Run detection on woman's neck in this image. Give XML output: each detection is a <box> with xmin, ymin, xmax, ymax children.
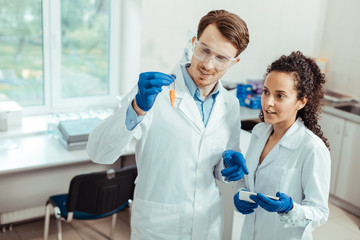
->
<box><xmin>271</xmin><ymin>119</ymin><xmax>296</xmax><ymax>140</ymax></box>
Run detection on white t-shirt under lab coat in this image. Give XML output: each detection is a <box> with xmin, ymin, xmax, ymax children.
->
<box><xmin>237</xmin><ymin>118</ymin><xmax>331</xmax><ymax>240</ymax></box>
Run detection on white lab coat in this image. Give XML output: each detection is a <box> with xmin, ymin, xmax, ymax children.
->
<box><xmin>86</xmin><ymin>63</ymin><xmax>241</xmax><ymax>240</ymax></box>
<box><xmin>237</xmin><ymin>119</ymin><xmax>330</xmax><ymax>240</ymax></box>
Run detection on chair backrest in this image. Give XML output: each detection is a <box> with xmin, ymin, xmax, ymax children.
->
<box><xmin>66</xmin><ymin>165</ymin><xmax>137</xmax><ymax>214</ymax></box>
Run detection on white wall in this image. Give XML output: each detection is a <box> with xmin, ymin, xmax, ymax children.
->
<box><xmin>119</xmin><ymin>0</ymin><xmax>142</xmax><ymax>94</ymax></box>
<box><xmin>139</xmin><ymin>0</ymin><xmax>327</xmax><ymax>84</ymax></box>
<box><xmin>320</xmin><ymin>0</ymin><xmax>360</xmax><ymax>99</ymax></box>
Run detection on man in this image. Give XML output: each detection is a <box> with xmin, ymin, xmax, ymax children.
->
<box><xmin>87</xmin><ymin>9</ymin><xmax>249</xmax><ymax>240</ymax></box>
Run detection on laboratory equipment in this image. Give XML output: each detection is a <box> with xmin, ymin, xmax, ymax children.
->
<box><xmin>244</xmin><ymin>95</ymin><xmax>261</xmax><ymax>109</ymax></box>
<box><xmin>236</xmin><ymin>84</ymin><xmax>252</xmax><ymax>106</ymax></box>
<box><xmin>170</xmin><ymin>74</ymin><xmax>176</xmax><ymax>108</ymax></box>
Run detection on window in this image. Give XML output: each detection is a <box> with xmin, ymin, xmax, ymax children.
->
<box><xmin>0</xmin><ymin>0</ymin><xmax>43</xmax><ymax>106</ymax></box>
<box><xmin>60</xmin><ymin>0</ymin><xmax>110</xmax><ymax>98</ymax></box>
<box><xmin>0</xmin><ymin>0</ymin><xmax>120</xmax><ymax>114</ymax></box>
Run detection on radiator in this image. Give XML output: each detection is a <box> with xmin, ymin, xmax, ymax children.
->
<box><xmin>0</xmin><ymin>205</ymin><xmax>49</xmax><ymax>225</ymax></box>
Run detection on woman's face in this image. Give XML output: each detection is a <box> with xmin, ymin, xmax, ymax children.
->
<box><xmin>261</xmin><ymin>71</ymin><xmax>306</xmax><ymax>129</ymax></box>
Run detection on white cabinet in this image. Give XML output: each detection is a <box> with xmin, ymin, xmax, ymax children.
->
<box><xmin>334</xmin><ymin>120</ymin><xmax>360</xmax><ymax>208</ymax></box>
<box><xmin>319</xmin><ymin>113</ymin><xmax>345</xmax><ymax>194</ymax></box>
<box><xmin>320</xmin><ymin>112</ymin><xmax>360</xmax><ymax>208</ymax></box>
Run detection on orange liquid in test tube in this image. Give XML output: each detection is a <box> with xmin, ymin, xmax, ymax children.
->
<box><xmin>170</xmin><ymin>89</ymin><xmax>175</xmax><ymax>107</ymax></box>
<box><xmin>170</xmin><ymin>74</ymin><xmax>175</xmax><ymax>108</ymax></box>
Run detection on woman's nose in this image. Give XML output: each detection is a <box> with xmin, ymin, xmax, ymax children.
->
<box><xmin>262</xmin><ymin>96</ymin><xmax>274</xmax><ymax>107</ymax></box>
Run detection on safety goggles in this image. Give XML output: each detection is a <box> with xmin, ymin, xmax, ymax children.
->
<box><xmin>192</xmin><ymin>40</ymin><xmax>237</xmax><ymax>70</ymax></box>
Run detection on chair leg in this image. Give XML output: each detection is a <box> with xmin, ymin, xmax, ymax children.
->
<box><xmin>44</xmin><ymin>202</ymin><xmax>51</xmax><ymax>240</ymax></box>
<box><xmin>53</xmin><ymin>206</ymin><xmax>62</xmax><ymax>240</ymax></box>
<box><xmin>109</xmin><ymin>213</ymin><xmax>117</xmax><ymax>240</ymax></box>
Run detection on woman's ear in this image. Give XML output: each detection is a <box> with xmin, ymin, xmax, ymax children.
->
<box><xmin>298</xmin><ymin>97</ymin><xmax>308</xmax><ymax>110</ymax></box>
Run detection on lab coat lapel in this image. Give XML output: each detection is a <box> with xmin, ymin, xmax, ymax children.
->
<box><xmin>255</xmin><ymin>124</ymin><xmax>277</xmax><ymax>169</ymax></box>
<box><xmin>205</xmin><ymin>87</ymin><xmax>227</xmax><ymax>131</ymax></box>
<box><xmin>247</xmin><ymin>124</ymin><xmax>273</xmax><ymax>191</ymax></box>
<box><xmin>259</xmin><ymin>145</ymin><xmax>279</xmax><ymax>168</ymax></box>
<box><xmin>260</xmin><ymin>119</ymin><xmax>303</xmax><ymax>168</ymax></box>
<box><xmin>173</xmin><ymin>64</ymin><xmax>205</xmax><ymax>133</ymax></box>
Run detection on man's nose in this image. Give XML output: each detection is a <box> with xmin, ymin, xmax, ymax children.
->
<box><xmin>202</xmin><ymin>56</ymin><xmax>216</xmax><ymax>69</ymax></box>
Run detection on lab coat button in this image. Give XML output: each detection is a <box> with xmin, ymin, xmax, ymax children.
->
<box><xmin>131</xmin><ymin>120</ymin><xmax>135</xmax><ymax>124</ymax></box>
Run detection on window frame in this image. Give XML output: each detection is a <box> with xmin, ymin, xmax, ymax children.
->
<box><xmin>22</xmin><ymin>0</ymin><xmax>121</xmax><ymax>115</ymax></box>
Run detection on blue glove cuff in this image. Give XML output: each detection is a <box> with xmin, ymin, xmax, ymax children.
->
<box><xmin>135</xmin><ymin>93</ymin><xmax>150</xmax><ymax>112</ymax></box>
<box><xmin>278</xmin><ymin>197</ymin><xmax>293</xmax><ymax>214</ymax></box>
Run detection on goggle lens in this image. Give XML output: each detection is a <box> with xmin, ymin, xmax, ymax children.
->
<box><xmin>192</xmin><ymin>41</ymin><xmax>236</xmax><ymax>70</ymax></box>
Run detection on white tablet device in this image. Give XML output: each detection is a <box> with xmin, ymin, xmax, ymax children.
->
<box><xmin>239</xmin><ymin>191</ymin><xmax>279</xmax><ymax>203</ymax></box>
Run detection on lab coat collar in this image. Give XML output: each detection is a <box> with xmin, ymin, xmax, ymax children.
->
<box><xmin>252</xmin><ymin>118</ymin><xmax>304</xmax><ymax>150</ymax></box>
<box><xmin>279</xmin><ymin>118</ymin><xmax>305</xmax><ymax>150</ymax></box>
<box><xmin>171</xmin><ymin>63</ymin><xmax>231</xmax><ymax>133</ymax></box>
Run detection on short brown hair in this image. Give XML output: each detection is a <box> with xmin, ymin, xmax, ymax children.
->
<box><xmin>197</xmin><ymin>9</ymin><xmax>250</xmax><ymax>57</ymax></box>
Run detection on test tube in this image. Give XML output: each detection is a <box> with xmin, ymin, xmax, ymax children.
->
<box><xmin>170</xmin><ymin>75</ymin><xmax>175</xmax><ymax>108</ymax></box>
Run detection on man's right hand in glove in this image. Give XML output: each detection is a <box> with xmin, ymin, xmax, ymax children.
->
<box><xmin>134</xmin><ymin>72</ymin><xmax>175</xmax><ymax>114</ymax></box>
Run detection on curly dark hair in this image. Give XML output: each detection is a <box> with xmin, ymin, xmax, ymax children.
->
<box><xmin>259</xmin><ymin>51</ymin><xmax>330</xmax><ymax>149</ymax></box>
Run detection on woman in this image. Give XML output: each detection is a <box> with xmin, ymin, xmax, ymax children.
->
<box><xmin>222</xmin><ymin>51</ymin><xmax>331</xmax><ymax>239</ymax></box>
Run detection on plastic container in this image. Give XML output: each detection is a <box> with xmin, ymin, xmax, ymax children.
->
<box><xmin>236</xmin><ymin>84</ymin><xmax>253</xmax><ymax>106</ymax></box>
<box><xmin>247</xmin><ymin>79</ymin><xmax>264</xmax><ymax>95</ymax></box>
<box><xmin>244</xmin><ymin>95</ymin><xmax>262</xmax><ymax>109</ymax></box>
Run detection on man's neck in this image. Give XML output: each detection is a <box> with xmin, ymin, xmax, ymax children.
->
<box><xmin>198</xmin><ymin>83</ymin><xmax>217</xmax><ymax>98</ymax></box>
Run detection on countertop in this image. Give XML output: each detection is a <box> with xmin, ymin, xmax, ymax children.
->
<box><xmin>0</xmin><ymin>104</ymin><xmax>259</xmax><ymax>175</ymax></box>
<box><xmin>3</xmin><ymin>103</ymin><xmax>354</xmax><ymax>176</ymax></box>
<box><xmin>322</xmin><ymin>100</ymin><xmax>360</xmax><ymax>123</ymax></box>
<box><xmin>0</xmin><ymin>134</ymin><xmax>136</xmax><ymax>175</ymax></box>
<box><xmin>0</xmin><ymin>130</ymin><xmax>252</xmax><ymax>176</ymax></box>
<box><xmin>240</xmin><ymin>106</ymin><xmax>261</xmax><ymax>121</ymax></box>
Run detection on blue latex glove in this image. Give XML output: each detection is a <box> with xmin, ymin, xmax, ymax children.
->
<box><xmin>234</xmin><ymin>191</ymin><xmax>258</xmax><ymax>215</ymax></box>
<box><xmin>250</xmin><ymin>192</ymin><xmax>293</xmax><ymax>214</ymax></box>
<box><xmin>221</xmin><ymin>150</ymin><xmax>249</xmax><ymax>181</ymax></box>
<box><xmin>135</xmin><ymin>72</ymin><xmax>175</xmax><ymax>111</ymax></box>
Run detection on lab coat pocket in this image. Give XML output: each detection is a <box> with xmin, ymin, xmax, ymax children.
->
<box><xmin>259</xmin><ymin>166</ymin><xmax>283</xmax><ymax>195</ymax></box>
<box><xmin>279</xmin><ymin>168</ymin><xmax>301</xmax><ymax>197</ymax></box>
<box><xmin>131</xmin><ymin>198</ymin><xmax>182</xmax><ymax>239</ymax></box>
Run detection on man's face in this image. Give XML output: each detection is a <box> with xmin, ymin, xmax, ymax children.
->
<box><xmin>187</xmin><ymin>24</ymin><xmax>239</xmax><ymax>94</ymax></box>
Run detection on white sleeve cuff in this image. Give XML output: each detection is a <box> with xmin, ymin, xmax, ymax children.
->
<box><xmin>278</xmin><ymin>202</ymin><xmax>311</xmax><ymax>228</ymax></box>
<box><xmin>125</xmin><ymin>102</ymin><xmax>145</xmax><ymax>130</ymax></box>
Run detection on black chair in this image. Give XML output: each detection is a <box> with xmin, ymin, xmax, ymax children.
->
<box><xmin>44</xmin><ymin>165</ymin><xmax>137</xmax><ymax>240</ymax></box>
